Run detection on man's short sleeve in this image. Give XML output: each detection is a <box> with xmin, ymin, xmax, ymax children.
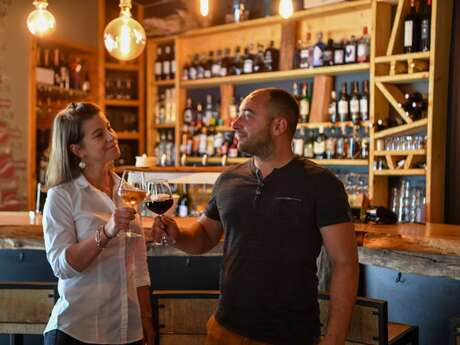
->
<box><xmin>204</xmin><ymin>175</ymin><xmax>222</xmax><ymax>221</ymax></box>
<box><xmin>315</xmin><ymin>171</ymin><xmax>352</xmax><ymax>229</ymax></box>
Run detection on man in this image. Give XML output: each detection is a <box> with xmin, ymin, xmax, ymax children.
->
<box><xmin>152</xmin><ymin>88</ymin><xmax>359</xmax><ymax>345</ymax></box>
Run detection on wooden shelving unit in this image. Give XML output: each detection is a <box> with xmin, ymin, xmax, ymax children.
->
<box><xmin>28</xmin><ymin>37</ymin><xmax>98</xmax><ymax>209</ymax></box>
<box><xmin>98</xmin><ymin>0</ymin><xmax>145</xmax><ymax>166</ymax></box>
<box><xmin>143</xmin><ymin>0</ymin><xmax>452</xmax><ymax>223</ymax></box>
<box><xmin>182</xmin><ymin>157</ymin><xmax>368</xmax><ymax>167</ymax></box>
<box><xmin>369</xmin><ymin>0</ymin><xmax>453</xmax><ymax>222</ymax></box>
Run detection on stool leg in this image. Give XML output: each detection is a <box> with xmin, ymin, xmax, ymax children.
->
<box><xmin>9</xmin><ymin>334</ymin><xmax>23</xmax><ymax>345</ymax></box>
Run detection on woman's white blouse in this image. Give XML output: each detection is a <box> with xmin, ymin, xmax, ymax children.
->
<box><xmin>43</xmin><ymin>173</ymin><xmax>151</xmax><ymax>344</ymax></box>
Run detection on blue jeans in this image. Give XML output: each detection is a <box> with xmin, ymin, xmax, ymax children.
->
<box><xmin>44</xmin><ymin>329</ymin><xmax>143</xmax><ymax>345</ymax></box>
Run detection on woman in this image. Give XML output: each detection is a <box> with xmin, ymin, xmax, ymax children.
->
<box><xmin>42</xmin><ymin>102</ymin><xmax>155</xmax><ymax>345</ymax></box>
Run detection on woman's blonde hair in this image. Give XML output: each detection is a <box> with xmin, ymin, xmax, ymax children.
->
<box><xmin>46</xmin><ymin>102</ymin><xmax>102</xmax><ymax>188</ymax></box>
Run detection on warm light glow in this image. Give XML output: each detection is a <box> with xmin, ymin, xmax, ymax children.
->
<box><xmin>27</xmin><ymin>0</ymin><xmax>56</xmax><ymax>37</ymax></box>
<box><xmin>103</xmin><ymin>0</ymin><xmax>146</xmax><ymax>61</ymax></box>
<box><xmin>200</xmin><ymin>0</ymin><xmax>209</xmax><ymax>17</ymax></box>
<box><xmin>279</xmin><ymin>0</ymin><xmax>294</xmax><ymax>19</ymax></box>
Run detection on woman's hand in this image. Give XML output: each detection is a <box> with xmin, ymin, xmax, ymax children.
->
<box><xmin>105</xmin><ymin>207</ymin><xmax>136</xmax><ymax>238</ymax></box>
<box><xmin>142</xmin><ymin>316</ymin><xmax>156</xmax><ymax>345</ymax></box>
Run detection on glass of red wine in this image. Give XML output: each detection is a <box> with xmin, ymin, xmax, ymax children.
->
<box><xmin>145</xmin><ymin>179</ymin><xmax>175</xmax><ymax>246</ymax></box>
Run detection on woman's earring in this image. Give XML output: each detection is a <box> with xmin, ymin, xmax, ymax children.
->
<box><xmin>78</xmin><ymin>160</ymin><xmax>86</xmax><ymax>170</ymax></box>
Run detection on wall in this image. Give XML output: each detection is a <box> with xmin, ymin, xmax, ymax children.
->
<box><xmin>0</xmin><ymin>0</ymin><xmax>98</xmax><ymax>211</ymax></box>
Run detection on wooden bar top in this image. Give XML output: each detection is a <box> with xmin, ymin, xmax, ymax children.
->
<box><xmin>1</xmin><ymin>212</ymin><xmax>460</xmax><ymax>256</ymax></box>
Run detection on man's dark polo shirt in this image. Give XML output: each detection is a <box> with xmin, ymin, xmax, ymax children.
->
<box><xmin>204</xmin><ymin>156</ymin><xmax>352</xmax><ymax>345</ymax></box>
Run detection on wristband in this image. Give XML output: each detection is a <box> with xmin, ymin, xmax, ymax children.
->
<box><xmin>95</xmin><ymin>224</ymin><xmax>107</xmax><ymax>249</ymax></box>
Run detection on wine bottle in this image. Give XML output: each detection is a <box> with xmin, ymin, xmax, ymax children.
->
<box><xmin>420</xmin><ymin>0</ymin><xmax>431</xmax><ymax>52</ymax></box>
<box><xmin>404</xmin><ymin>0</ymin><xmax>420</xmax><ymax>53</ymax></box>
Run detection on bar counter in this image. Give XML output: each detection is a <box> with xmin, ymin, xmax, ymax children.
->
<box><xmin>1</xmin><ymin>212</ymin><xmax>459</xmax><ymax>279</ymax></box>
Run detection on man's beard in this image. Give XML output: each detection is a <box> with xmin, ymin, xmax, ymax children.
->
<box><xmin>238</xmin><ymin>124</ymin><xmax>274</xmax><ymax>159</ymax></box>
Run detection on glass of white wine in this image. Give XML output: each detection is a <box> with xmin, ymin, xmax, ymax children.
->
<box><xmin>117</xmin><ymin>170</ymin><xmax>146</xmax><ymax>238</ymax></box>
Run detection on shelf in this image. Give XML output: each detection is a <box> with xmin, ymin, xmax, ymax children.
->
<box><xmin>105</xmin><ymin>62</ymin><xmax>139</xmax><ymax>71</ymax></box>
<box><xmin>311</xmin><ymin>159</ymin><xmax>368</xmax><ymax>166</ymax></box>
<box><xmin>375</xmin><ymin>51</ymin><xmax>430</xmax><ymax>63</ymax></box>
<box><xmin>117</xmin><ymin>132</ymin><xmax>140</xmax><ymax>140</ymax></box>
<box><xmin>298</xmin><ymin>121</ymin><xmax>371</xmax><ymax>129</ymax></box>
<box><xmin>182</xmin><ymin>0</ymin><xmax>371</xmax><ymax>37</ymax></box>
<box><xmin>37</xmin><ymin>83</ymin><xmax>90</xmax><ymax>99</ymax></box>
<box><xmin>114</xmin><ymin>165</ymin><xmax>224</xmax><ymax>173</ymax></box>
<box><xmin>374</xmin><ymin>119</ymin><xmax>428</xmax><ymax>139</ymax></box>
<box><xmin>373</xmin><ymin>169</ymin><xmax>426</xmax><ymax>176</ymax></box>
<box><xmin>374</xmin><ymin>150</ymin><xmax>426</xmax><ymax>156</ymax></box>
<box><xmin>185</xmin><ymin>157</ymin><xmax>249</xmax><ymax>165</ymax></box>
<box><xmin>180</xmin><ymin>63</ymin><xmax>370</xmax><ymax>89</ymax></box>
<box><xmin>374</xmin><ymin>72</ymin><xmax>429</xmax><ymax>84</ymax></box>
<box><xmin>153</xmin><ymin>123</ymin><xmax>176</xmax><ymax>129</ymax></box>
<box><xmin>105</xmin><ymin>99</ymin><xmax>140</xmax><ymax>107</ymax></box>
<box><xmin>215</xmin><ymin>125</ymin><xmax>234</xmax><ymax>132</ymax></box>
<box><xmin>153</xmin><ymin>80</ymin><xmax>175</xmax><ymax>87</ymax></box>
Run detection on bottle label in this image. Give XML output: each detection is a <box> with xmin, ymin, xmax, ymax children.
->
<box><xmin>345</xmin><ymin>45</ymin><xmax>356</xmax><ymax>63</ymax></box>
<box><xmin>304</xmin><ymin>143</ymin><xmax>314</xmax><ymax>158</ymax></box>
<box><xmin>404</xmin><ymin>21</ymin><xmax>413</xmax><ymax>47</ymax></box>
<box><xmin>313</xmin><ymin>141</ymin><xmax>326</xmax><ymax>155</ymax></box>
<box><xmin>212</xmin><ymin>64</ymin><xmax>220</xmax><ymax>76</ymax></box>
<box><xmin>360</xmin><ymin>99</ymin><xmax>368</xmax><ymax>120</ymax></box>
<box><xmin>334</xmin><ymin>50</ymin><xmax>344</xmax><ymax>64</ymax></box>
<box><xmin>329</xmin><ymin>103</ymin><xmax>337</xmax><ymax>122</ymax></box>
<box><xmin>220</xmin><ymin>67</ymin><xmax>227</xmax><ymax>77</ymax></box>
<box><xmin>293</xmin><ymin>139</ymin><xmax>304</xmax><ymax>156</ymax></box>
<box><xmin>421</xmin><ymin>20</ymin><xmax>429</xmax><ymax>40</ymax></box>
<box><xmin>313</xmin><ymin>46</ymin><xmax>323</xmax><ymax>66</ymax></box>
<box><xmin>163</xmin><ymin>61</ymin><xmax>170</xmax><ymax>75</ymax></box>
<box><xmin>357</xmin><ymin>43</ymin><xmax>368</xmax><ymax>62</ymax></box>
<box><xmin>300</xmin><ymin>100</ymin><xmax>310</xmax><ymax>119</ymax></box>
<box><xmin>326</xmin><ymin>138</ymin><xmax>336</xmax><ymax>154</ymax></box>
<box><xmin>171</xmin><ymin>60</ymin><xmax>176</xmax><ymax>74</ymax></box>
<box><xmin>350</xmin><ymin>99</ymin><xmax>360</xmax><ymax>114</ymax></box>
<box><xmin>178</xmin><ymin>205</ymin><xmax>188</xmax><ymax>217</ymax></box>
<box><xmin>243</xmin><ymin>60</ymin><xmax>253</xmax><ymax>74</ymax></box>
<box><xmin>338</xmin><ymin>100</ymin><xmax>349</xmax><ymax>116</ymax></box>
<box><xmin>189</xmin><ymin>67</ymin><xmax>197</xmax><ymax>80</ymax></box>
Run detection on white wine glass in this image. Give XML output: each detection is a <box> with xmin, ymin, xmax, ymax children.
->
<box><xmin>117</xmin><ymin>170</ymin><xmax>147</xmax><ymax>238</ymax></box>
<box><xmin>145</xmin><ymin>179</ymin><xmax>175</xmax><ymax>246</ymax></box>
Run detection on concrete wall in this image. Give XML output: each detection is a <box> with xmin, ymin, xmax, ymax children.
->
<box><xmin>0</xmin><ymin>0</ymin><xmax>97</xmax><ymax>211</ymax></box>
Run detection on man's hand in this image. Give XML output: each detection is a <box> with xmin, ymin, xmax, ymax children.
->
<box><xmin>151</xmin><ymin>215</ymin><xmax>179</xmax><ymax>244</ymax></box>
<box><xmin>141</xmin><ymin>316</ymin><xmax>156</xmax><ymax>345</ymax></box>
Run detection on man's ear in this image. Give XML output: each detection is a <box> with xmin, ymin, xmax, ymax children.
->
<box><xmin>272</xmin><ymin>117</ymin><xmax>288</xmax><ymax>136</ymax></box>
<box><xmin>69</xmin><ymin>144</ymin><xmax>83</xmax><ymax>159</ymax></box>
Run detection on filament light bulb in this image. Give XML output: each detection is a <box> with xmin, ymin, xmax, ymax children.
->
<box><xmin>27</xmin><ymin>0</ymin><xmax>56</xmax><ymax>37</ymax></box>
<box><xmin>279</xmin><ymin>0</ymin><xmax>294</xmax><ymax>19</ymax></box>
<box><xmin>104</xmin><ymin>0</ymin><xmax>146</xmax><ymax>61</ymax></box>
<box><xmin>200</xmin><ymin>0</ymin><xmax>209</xmax><ymax>17</ymax></box>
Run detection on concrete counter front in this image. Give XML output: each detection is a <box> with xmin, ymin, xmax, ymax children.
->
<box><xmin>1</xmin><ymin>212</ymin><xmax>460</xmax><ymax>279</ymax></box>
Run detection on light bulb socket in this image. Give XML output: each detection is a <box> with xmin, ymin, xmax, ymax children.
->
<box><xmin>33</xmin><ymin>0</ymin><xmax>48</xmax><ymax>10</ymax></box>
<box><xmin>119</xmin><ymin>0</ymin><xmax>132</xmax><ymax>10</ymax></box>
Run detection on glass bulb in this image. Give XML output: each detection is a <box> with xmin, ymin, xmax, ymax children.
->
<box><xmin>200</xmin><ymin>0</ymin><xmax>209</xmax><ymax>17</ymax></box>
<box><xmin>104</xmin><ymin>6</ymin><xmax>146</xmax><ymax>61</ymax></box>
<box><xmin>279</xmin><ymin>0</ymin><xmax>294</xmax><ymax>19</ymax></box>
<box><xmin>27</xmin><ymin>0</ymin><xmax>56</xmax><ymax>37</ymax></box>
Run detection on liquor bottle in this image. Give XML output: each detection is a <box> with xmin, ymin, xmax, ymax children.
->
<box><xmin>345</xmin><ymin>36</ymin><xmax>357</xmax><ymax>64</ymax></box>
<box><xmin>188</xmin><ymin>54</ymin><xmax>198</xmax><ymax>80</ymax></box>
<box><xmin>183</xmin><ymin>98</ymin><xmax>194</xmax><ymax>127</ymax></box>
<box><xmin>228</xmin><ymin>134</ymin><xmax>239</xmax><ymax>158</ymax></box>
<box><xmin>329</xmin><ymin>90</ymin><xmax>338</xmax><ymax>123</ymax></box>
<box><xmin>357</xmin><ymin>26</ymin><xmax>370</xmax><ymax>63</ymax></box>
<box><xmin>195</xmin><ymin>102</ymin><xmax>204</xmax><ymax>130</ymax></box>
<box><xmin>228</xmin><ymin>96</ymin><xmax>238</xmax><ymax>126</ymax></box>
<box><xmin>324</xmin><ymin>37</ymin><xmax>334</xmax><ymax>66</ymax></box>
<box><xmin>204</xmin><ymin>51</ymin><xmax>214</xmax><ymax>78</ymax></box>
<box><xmin>361</xmin><ymin>127</ymin><xmax>369</xmax><ymax>159</ymax></box>
<box><xmin>338</xmin><ymin>82</ymin><xmax>349</xmax><ymax>122</ymax></box>
<box><xmin>292</xmin><ymin>82</ymin><xmax>300</xmax><ymax>102</ymax></box>
<box><xmin>197</xmin><ymin>54</ymin><xmax>205</xmax><ymax>79</ymax></box>
<box><xmin>206</xmin><ymin>127</ymin><xmax>216</xmax><ymax>157</ymax></box>
<box><xmin>232</xmin><ymin>46</ymin><xmax>243</xmax><ymax>75</ymax></box>
<box><xmin>155</xmin><ymin>46</ymin><xmax>163</xmax><ymax>81</ymax></box>
<box><xmin>347</xmin><ymin>126</ymin><xmax>360</xmax><ymax>159</ymax></box>
<box><xmin>294</xmin><ymin>39</ymin><xmax>303</xmax><ymax>69</ymax></box>
<box><xmin>199</xmin><ymin>126</ymin><xmax>208</xmax><ymax>156</ymax></box>
<box><xmin>178</xmin><ymin>185</ymin><xmax>190</xmax><ymax>217</ymax></box>
<box><xmin>303</xmin><ymin>132</ymin><xmax>314</xmax><ymax>158</ymax></box>
<box><xmin>82</xmin><ymin>71</ymin><xmax>91</xmax><ymax>93</ymax></box>
<box><xmin>313</xmin><ymin>127</ymin><xmax>326</xmax><ymax>159</ymax></box>
<box><xmin>299</xmin><ymin>82</ymin><xmax>310</xmax><ymax>123</ymax></box>
<box><xmin>313</xmin><ymin>32</ymin><xmax>325</xmax><ymax>67</ymax></box>
<box><xmin>166</xmin><ymin>130</ymin><xmax>175</xmax><ymax>165</ymax></box>
<box><xmin>182</xmin><ymin>56</ymin><xmax>189</xmax><ymax>81</ymax></box>
<box><xmin>52</xmin><ymin>48</ymin><xmax>61</xmax><ymax>87</ymax></box>
<box><xmin>293</xmin><ymin>129</ymin><xmax>305</xmax><ymax>156</ymax></box>
<box><xmin>170</xmin><ymin>45</ymin><xmax>176</xmax><ymax>79</ymax></box>
<box><xmin>220</xmin><ymin>48</ymin><xmax>231</xmax><ymax>77</ymax></box>
<box><xmin>243</xmin><ymin>46</ymin><xmax>254</xmax><ymax>74</ymax></box>
<box><xmin>300</xmin><ymin>32</ymin><xmax>312</xmax><ymax>69</ymax></box>
<box><xmin>253</xmin><ymin>44</ymin><xmax>266</xmax><ymax>73</ymax></box>
<box><xmin>404</xmin><ymin>0</ymin><xmax>420</xmax><ymax>53</ymax></box>
<box><xmin>204</xmin><ymin>94</ymin><xmax>214</xmax><ymax>126</ymax></box>
<box><xmin>264</xmin><ymin>40</ymin><xmax>279</xmax><ymax>72</ymax></box>
<box><xmin>60</xmin><ymin>53</ymin><xmax>71</xmax><ymax>89</ymax></box>
<box><xmin>333</xmin><ymin>40</ymin><xmax>345</xmax><ymax>65</ymax></box>
<box><xmin>212</xmin><ymin>49</ymin><xmax>222</xmax><ymax>77</ymax></box>
<box><xmin>335</xmin><ymin>125</ymin><xmax>347</xmax><ymax>159</ymax></box>
<box><xmin>420</xmin><ymin>0</ymin><xmax>431</xmax><ymax>51</ymax></box>
<box><xmin>350</xmin><ymin>81</ymin><xmax>361</xmax><ymax>124</ymax></box>
<box><xmin>360</xmin><ymin>80</ymin><xmax>369</xmax><ymax>121</ymax></box>
<box><xmin>163</xmin><ymin>45</ymin><xmax>171</xmax><ymax>80</ymax></box>
<box><xmin>325</xmin><ymin>128</ymin><xmax>336</xmax><ymax>159</ymax></box>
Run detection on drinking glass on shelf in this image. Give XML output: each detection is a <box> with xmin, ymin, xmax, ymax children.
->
<box><xmin>144</xmin><ymin>179</ymin><xmax>175</xmax><ymax>246</ymax></box>
<box><xmin>117</xmin><ymin>170</ymin><xmax>147</xmax><ymax>238</ymax></box>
